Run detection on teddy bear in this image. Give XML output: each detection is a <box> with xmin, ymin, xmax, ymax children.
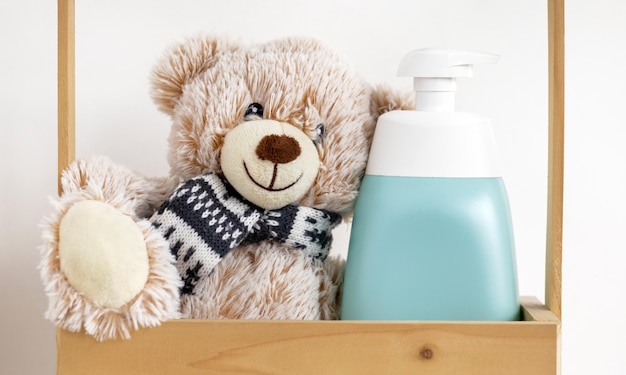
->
<box><xmin>39</xmin><ymin>35</ymin><xmax>412</xmax><ymax>341</ymax></box>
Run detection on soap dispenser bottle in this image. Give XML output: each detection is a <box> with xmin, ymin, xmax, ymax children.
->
<box><xmin>341</xmin><ymin>49</ymin><xmax>520</xmax><ymax>321</ymax></box>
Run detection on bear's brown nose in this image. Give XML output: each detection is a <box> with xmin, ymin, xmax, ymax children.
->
<box><xmin>255</xmin><ymin>134</ymin><xmax>302</xmax><ymax>164</ymax></box>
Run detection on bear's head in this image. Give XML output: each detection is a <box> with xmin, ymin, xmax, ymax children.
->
<box><xmin>150</xmin><ymin>35</ymin><xmax>411</xmax><ymax>215</ymax></box>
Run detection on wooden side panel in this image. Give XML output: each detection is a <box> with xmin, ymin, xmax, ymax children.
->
<box><xmin>58</xmin><ymin>299</ymin><xmax>560</xmax><ymax>375</ymax></box>
<box><xmin>521</xmin><ymin>296</ymin><xmax>559</xmax><ymax>322</ymax></box>
<box><xmin>546</xmin><ymin>0</ymin><xmax>565</xmax><ymax>320</ymax></box>
<box><xmin>57</xmin><ymin>0</ymin><xmax>75</xmax><ymax>195</ymax></box>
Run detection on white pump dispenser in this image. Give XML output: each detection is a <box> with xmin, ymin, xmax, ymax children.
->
<box><xmin>365</xmin><ymin>49</ymin><xmax>501</xmax><ymax>178</ymax></box>
<box><xmin>341</xmin><ymin>48</ymin><xmax>520</xmax><ymax>322</ymax></box>
<box><xmin>400</xmin><ymin>48</ymin><xmax>499</xmax><ymax>112</ymax></box>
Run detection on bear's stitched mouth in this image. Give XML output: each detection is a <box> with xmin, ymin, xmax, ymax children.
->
<box><xmin>243</xmin><ymin>162</ymin><xmax>302</xmax><ymax>192</ymax></box>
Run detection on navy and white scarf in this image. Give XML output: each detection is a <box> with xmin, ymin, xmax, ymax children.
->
<box><xmin>150</xmin><ymin>173</ymin><xmax>341</xmax><ymax>295</ymax></box>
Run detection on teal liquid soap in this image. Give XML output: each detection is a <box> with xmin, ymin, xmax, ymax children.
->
<box><xmin>341</xmin><ymin>175</ymin><xmax>520</xmax><ymax>321</ymax></box>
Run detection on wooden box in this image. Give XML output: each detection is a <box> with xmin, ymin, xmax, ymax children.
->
<box><xmin>55</xmin><ymin>0</ymin><xmax>564</xmax><ymax>373</ymax></box>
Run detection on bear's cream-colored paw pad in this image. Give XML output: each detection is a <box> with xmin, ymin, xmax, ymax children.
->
<box><xmin>58</xmin><ymin>200</ymin><xmax>149</xmax><ymax>309</ymax></box>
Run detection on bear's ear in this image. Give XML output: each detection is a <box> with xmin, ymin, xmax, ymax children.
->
<box><xmin>150</xmin><ymin>35</ymin><xmax>242</xmax><ymax>116</ymax></box>
<box><xmin>369</xmin><ymin>83</ymin><xmax>414</xmax><ymax>119</ymax></box>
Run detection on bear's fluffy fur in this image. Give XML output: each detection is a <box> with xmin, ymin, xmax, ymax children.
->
<box><xmin>40</xmin><ymin>35</ymin><xmax>412</xmax><ymax>341</ymax></box>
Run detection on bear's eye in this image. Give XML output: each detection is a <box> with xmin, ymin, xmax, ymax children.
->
<box><xmin>244</xmin><ymin>103</ymin><xmax>264</xmax><ymax>120</ymax></box>
<box><xmin>314</xmin><ymin>123</ymin><xmax>325</xmax><ymax>145</ymax></box>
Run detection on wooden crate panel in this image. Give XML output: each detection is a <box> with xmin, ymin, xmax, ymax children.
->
<box><xmin>57</xmin><ymin>299</ymin><xmax>559</xmax><ymax>375</ymax></box>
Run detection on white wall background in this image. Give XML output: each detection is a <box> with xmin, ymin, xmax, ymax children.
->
<box><xmin>0</xmin><ymin>0</ymin><xmax>624</xmax><ymax>374</ymax></box>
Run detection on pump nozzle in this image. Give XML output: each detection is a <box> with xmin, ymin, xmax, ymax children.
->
<box><xmin>398</xmin><ymin>49</ymin><xmax>499</xmax><ymax>112</ymax></box>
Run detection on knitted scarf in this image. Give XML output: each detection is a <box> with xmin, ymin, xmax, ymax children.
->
<box><xmin>150</xmin><ymin>173</ymin><xmax>342</xmax><ymax>295</ymax></box>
